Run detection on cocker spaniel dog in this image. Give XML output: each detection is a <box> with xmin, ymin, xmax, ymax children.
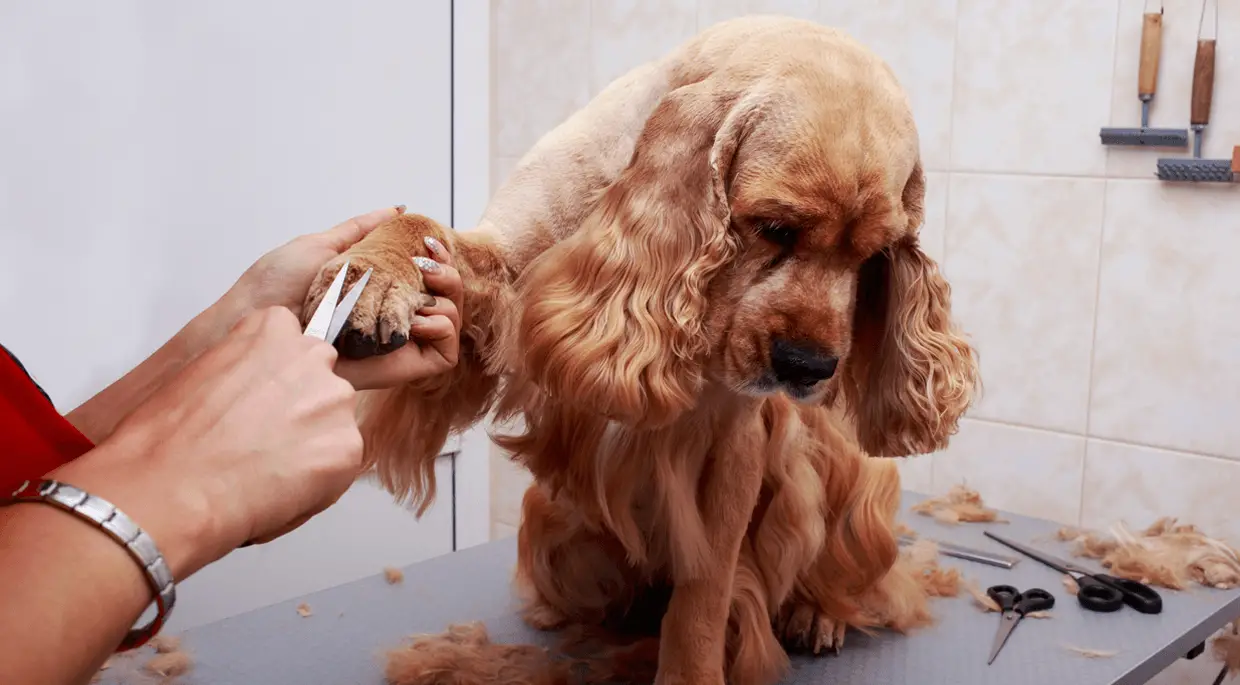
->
<box><xmin>303</xmin><ymin>15</ymin><xmax>978</xmax><ymax>685</ymax></box>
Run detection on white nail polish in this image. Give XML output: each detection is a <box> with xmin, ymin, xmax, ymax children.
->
<box><xmin>413</xmin><ymin>256</ymin><xmax>440</xmax><ymax>273</ymax></box>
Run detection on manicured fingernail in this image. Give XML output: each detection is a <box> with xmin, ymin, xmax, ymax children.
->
<box><xmin>411</xmin><ymin>315</ymin><xmax>432</xmax><ymax>327</ymax></box>
<box><xmin>424</xmin><ymin>236</ymin><xmax>445</xmax><ymax>258</ymax></box>
<box><xmin>395</xmin><ymin>204</ymin><xmax>406</xmax><ymax>214</ymax></box>
<box><xmin>413</xmin><ymin>256</ymin><xmax>440</xmax><ymax>273</ymax></box>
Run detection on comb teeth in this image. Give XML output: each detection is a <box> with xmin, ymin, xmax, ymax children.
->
<box><xmin>1100</xmin><ymin>127</ymin><xmax>1190</xmax><ymax>148</ymax></box>
<box><xmin>1156</xmin><ymin>159</ymin><xmax>1236</xmax><ymax>183</ymax></box>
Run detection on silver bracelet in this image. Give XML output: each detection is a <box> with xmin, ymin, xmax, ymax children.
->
<box><xmin>2</xmin><ymin>479</ymin><xmax>177</xmax><ymax>650</ymax></box>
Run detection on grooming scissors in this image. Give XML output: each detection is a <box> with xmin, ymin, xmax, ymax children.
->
<box><xmin>303</xmin><ymin>259</ymin><xmax>372</xmax><ymax>344</ymax></box>
<box><xmin>986</xmin><ymin>584</ymin><xmax>1055</xmax><ymax>665</ymax></box>
<box><xmin>985</xmin><ymin>531</ymin><xmax>1163</xmax><ymax>615</ymax></box>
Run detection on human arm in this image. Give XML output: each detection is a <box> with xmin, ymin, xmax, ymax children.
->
<box><xmin>65</xmin><ymin>205</ymin><xmax>464</xmax><ymax>444</ymax></box>
<box><xmin>0</xmin><ymin>307</ymin><xmax>364</xmax><ymax>685</ymax></box>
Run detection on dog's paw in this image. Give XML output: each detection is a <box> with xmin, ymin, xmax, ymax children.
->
<box><xmin>303</xmin><ymin>252</ymin><xmax>434</xmax><ymax>360</ymax></box>
<box><xmin>776</xmin><ymin>603</ymin><xmax>846</xmax><ymax>656</ymax></box>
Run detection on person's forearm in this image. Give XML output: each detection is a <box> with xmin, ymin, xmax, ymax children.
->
<box><xmin>65</xmin><ymin>292</ymin><xmax>250</xmax><ymax>443</ymax></box>
<box><xmin>0</xmin><ymin>444</ymin><xmax>212</xmax><ymax>685</ymax></box>
<box><xmin>0</xmin><ymin>498</ymin><xmax>152</xmax><ymax>685</ymax></box>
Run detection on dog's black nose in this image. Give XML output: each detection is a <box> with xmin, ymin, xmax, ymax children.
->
<box><xmin>770</xmin><ymin>339</ymin><xmax>839</xmax><ymax>386</ymax></box>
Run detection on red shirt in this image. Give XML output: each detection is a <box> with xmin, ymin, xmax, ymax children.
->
<box><xmin>0</xmin><ymin>345</ymin><xmax>95</xmax><ymax>493</ymax></box>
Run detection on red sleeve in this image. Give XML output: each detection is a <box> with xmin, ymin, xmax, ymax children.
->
<box><xmin>0</xmin><ymin>345</ymin><xmax>95</xmax><ymax>494</ymax></box>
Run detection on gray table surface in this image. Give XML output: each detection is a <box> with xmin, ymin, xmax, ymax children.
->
<box><xmin>98</xmin><ymin>492</ymin><xmax>1240</xmax><ymax>685</ymax></box>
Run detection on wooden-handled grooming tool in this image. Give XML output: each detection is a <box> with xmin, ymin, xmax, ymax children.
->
<box><xmin>1101</xmin><ymin>3</ymin><xmax>1189</xmax><ymax>148</ymax></box>
<box><xmin>1157</xmin><ymin>0</ymin><xmax>1233</xmax><ymax>182</ymax></box>
<box><xmin>1190</xmin><ymin>36</ymin><xmax>1217</xmax><ymax>156</ymax></box>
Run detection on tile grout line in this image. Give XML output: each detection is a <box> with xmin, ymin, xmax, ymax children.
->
<box><xmin>931</xmin><ymin>0</ymin><xmax>966</xmax><ymax>495</ymax></box>
<box><xmin>1078</xmin><ymin>0</ymin><xmax>1123</xmax><ymax>526</ymax></box>
<box><xmin>945</xmin><ymin>0</ymin><xmax>964</xmax><ymax>173</ymax></box>
<box><xmin>1100</xmin><ymin>0</ymin><xmax>1125</xmax><ymax>176</ymax></box>
<box><xmin>937</xmin><ymin>168</ymin><xmax>1164</xmax><ymax>181</ymax></box>
<box><xmin>963</xmin><ymin>415</ymin><xmax>1240</xmax><ymax>465</ymax></box>
<box><xmin>1079</xmin><ymin>176</ymin><xmax>1109</xmax><ymax>527</ymax></box>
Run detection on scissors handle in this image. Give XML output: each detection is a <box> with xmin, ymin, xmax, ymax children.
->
<box><xmin>1015</xmin><ymin>587</ymin><xmax>1055</xmax><ymax>614</ymax></box>
<box><xmin>988</xmin><ymin>584</ymin><xmax>1020</xmax><ymax>612</ymax></box>
<box><xmin>1077</xmin><ymin>573</ymin><xmax>1163</xmax><ymax>614</ymax></box>
<box><xmin>987</xmin><ymin>585</ymin><xmax>1055</xmax><ymax>615</ymax></box>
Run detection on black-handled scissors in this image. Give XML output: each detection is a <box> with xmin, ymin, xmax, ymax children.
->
<box><xmin>987</xmin><ymin>584</ymin><xmax>1055</xmax><ymax>665</ymax></box>
<box><xmin>985</xmin><ymin>531</ymin><xmax>1162</xmax><ymax>615</ymax></box>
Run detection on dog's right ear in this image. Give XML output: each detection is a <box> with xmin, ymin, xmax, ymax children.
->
<box><xmin>514</xmin><ymin>81</ymin><xmax>766</xmax><ymax>426</ymax></box>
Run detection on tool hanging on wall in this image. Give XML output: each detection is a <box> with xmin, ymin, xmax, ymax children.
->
<box><xmin>1100</xmin><ymin>1</ymin><xmax>1189</xmax><ymax>148</ymax></box>
<box><xmin>1156</xmin><ymin>0</ymin><xmax>1234</xmax><ymax>182</ymax></box>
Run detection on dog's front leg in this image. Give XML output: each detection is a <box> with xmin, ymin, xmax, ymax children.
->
<box><xmin>301</xmin><ymin>213</ymin><xmax>511</xmax><ymax>512</ymax></box>
<box><xmin>655</xmin><ymin>423</ymin><xmax>766</xmax><ymax>685</ymax></box>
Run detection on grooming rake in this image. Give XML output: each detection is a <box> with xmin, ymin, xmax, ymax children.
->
<box><xmin>1156</xmin><ymin>0</ymin><xmax>1235</xmax><ymax>182</ymax></box>
<box><xmin>1100</xmin><ymin>1</ymin><xmax>1190</xmax><ymax>148</ymax></box>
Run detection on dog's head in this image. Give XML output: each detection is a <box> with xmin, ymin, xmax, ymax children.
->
<box><xmin>515</xmin><ymin>25</ymin><xmax>978</xmax><ymax>456</ymax></box>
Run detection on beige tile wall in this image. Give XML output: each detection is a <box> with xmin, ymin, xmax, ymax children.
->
<box><xmin>486</xmin><ymin>1</ymin><xmax>1240</xmax><ymax>680</ymax></box>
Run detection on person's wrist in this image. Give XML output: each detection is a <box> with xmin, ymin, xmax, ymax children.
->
<box><xmin>184</xmin><ymin>286</ymin><xmax>256</xmax><ymax>354</ymax></box>
<box><xmin>45</xmin><ymin>440</ymin><xmax>224</xmax><ymax>581</ymax></box>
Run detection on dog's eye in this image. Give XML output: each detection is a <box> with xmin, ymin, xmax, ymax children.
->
<box><xmin>757</xmin><ymin>221</ymin><xmax>798</xmax><ymax>250</ymax></box>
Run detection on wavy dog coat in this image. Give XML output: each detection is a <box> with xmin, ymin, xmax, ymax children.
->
<box><xmin>303</xmin><ymin>16</ymin><xmax>978</xmax><ymax>685</ymax></box>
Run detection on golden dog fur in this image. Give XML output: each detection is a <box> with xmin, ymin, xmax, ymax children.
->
<box><xmin>303</xmin><ymin>16</ymin><xmax>979</xmax><ymax>685</ymax></box>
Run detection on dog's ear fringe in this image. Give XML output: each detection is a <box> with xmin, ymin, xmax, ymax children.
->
<box><xmin>509</xmin><ymin>81</ymin><xmax>768</xmax><ymax>427</ymax></box>
<box><xmin>840</xmin><ymin>162</ymin><xmax>980</xmax><ymax>458</ymax></box>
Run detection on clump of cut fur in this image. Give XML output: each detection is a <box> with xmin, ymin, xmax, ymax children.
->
<box><xmin>910</xmin><ymin>484</ymin><xmax>1004</xmax><ymax>525</ymax></box>
<box><xmin>963</xmin><ymin>578</ymin><xmax>1001</xmax><ymax>613</ymax></box>
<box><xmin>384</xmin><ymin>566</ymin><xmax>406</xmax><ymax>584</ymax></box>
<box><xmin>383</xmin><ymin>622</ymin><xmax>661</xmax><ymax>685</ymax></box>
<box><xmin>1063</xmin><ymin>575</ymin><xmax>1079</xmax><ymax>595</ymax></box>
<box><xmin>149</xmin><ymin>635</ymin><xmax>181</xmax><ymax>654</ymax></box>
<box><xmin>1057</xmin><ymin>517</ymin><xmax>1240</xmax><ymax>590</ymax></box>
<box><xmin>145</xmin><ymin>649</ymin><xmax>193</xmax><ymax>678</ymax></box>
<box><xmin>1063</xmin><ymin>645</ymin><xmax>1118</xmax><ymax>659</ymax></box>
<box><xmin>901</xmin><ymin>539</ymin><xmax>961</xmax><ymax>597</ymax></box>
<box><xmin>385</xmin><ymin>623</ymin><xmax>569</xmax><ymax>685</ymax></box>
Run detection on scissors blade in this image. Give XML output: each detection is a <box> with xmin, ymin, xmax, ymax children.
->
<box><xmin>324</xmin><ymin>268</ymin><xmax>372</xmax><ymax>345</ymax></box>
<box><xmin>987</xmin><ymin>612</ymin><xmax>1021</xmax><ymax>665</ymax></box>
<box><xmin>984</xmin><ymin>531</ymin><xmax>1082</xmax><ymax>575</ymax></box>
<box><xmin>304</xmin><ymin>260</ymin><xmax>350</xmax><ymax>340</ymax></box>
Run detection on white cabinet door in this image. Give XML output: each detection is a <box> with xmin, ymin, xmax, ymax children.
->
<box><xmin>0</xmin><ymin>1</ymin><xmax>456</xmax><ymax>629</ymax></box>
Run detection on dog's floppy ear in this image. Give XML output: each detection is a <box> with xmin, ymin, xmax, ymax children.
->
<box><xmin>515</xmin><ymin>80</ymin><xmax>763</xmax><ymax>426</ymax></box>
<box><xmin>840</xmin><ymin>161</ymin><xmax>979</xmax><ymax>456</ymax></box>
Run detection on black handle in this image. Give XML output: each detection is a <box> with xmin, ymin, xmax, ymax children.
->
<box><xmin>1095</xmin><ymin>573</ymin><xmax>1163</xmax><ymax>614</ymax></box>
<box><xmin>988</xmin><ymin>585</ymin><xmax>1019</xmax><ymax>612</ymax></box>
<box><xmin>1016</xmin><ymin>588</ymin><xmax>1056</xmax><ymax>614</ymax></box>
<box><xmin>1076</xmin><ymin>575</ymin><xmax>1125</xmax><ymax>612</ymax></box>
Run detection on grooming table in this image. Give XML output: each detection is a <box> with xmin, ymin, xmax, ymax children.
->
<box><xmin>97</xmin><ymin>493</ymin><xmax>1240</xmax><ymax>685</ymax></box>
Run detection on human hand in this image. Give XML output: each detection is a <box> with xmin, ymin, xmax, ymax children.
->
<box><xmin>222</xmin><ymin>207</ymin><xmax>465</xmax><ymax>390</ymax></box>
<box><xmin>333</xmin><ymin>235</ymin><xmax>464</xmax><ymax>390</ymax></box>
<box><xmin>52</xmin><ymin>307</ymin><xmax>363</xmax><ymax>580</ymax></box>
<box><xmin>226</xmin><ymin>205</ymin><xmax>406</xmax><ymax>320</ymax></box>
